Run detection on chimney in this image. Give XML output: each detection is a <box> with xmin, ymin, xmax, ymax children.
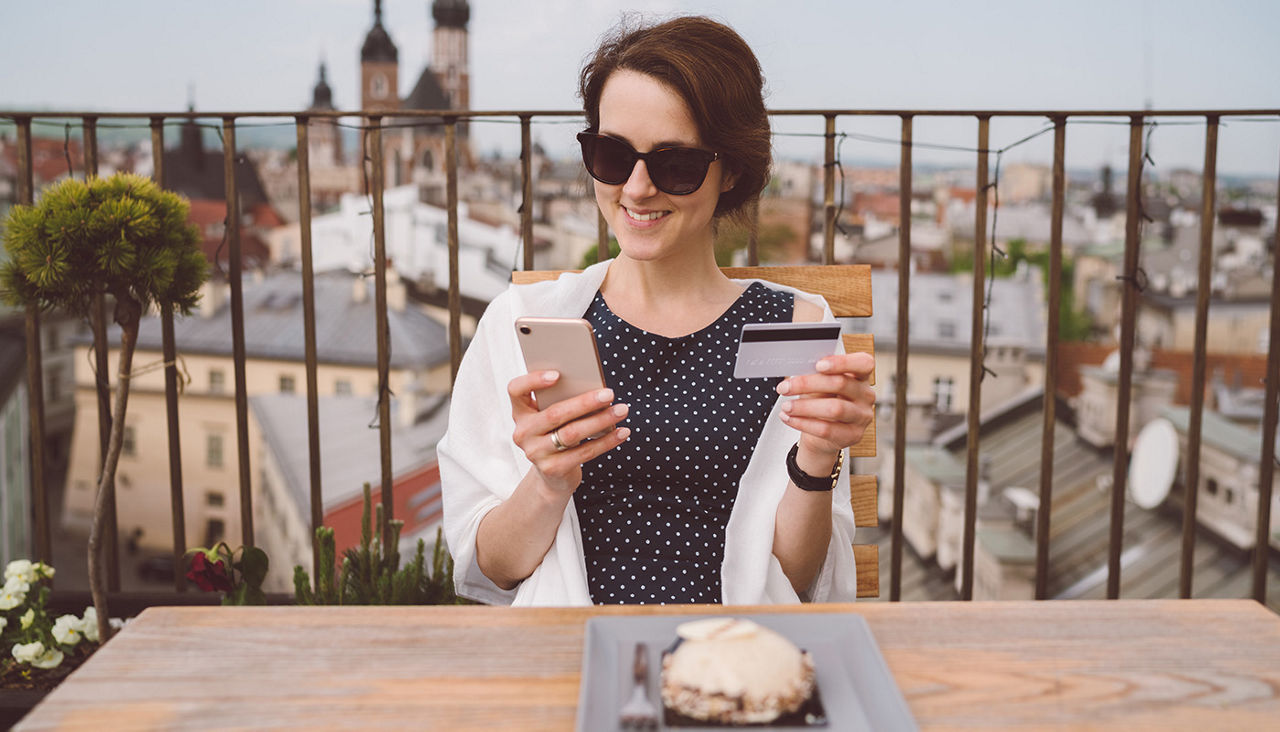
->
<box><xmin>199</xmin><ymin>280</ymin><xmax>227</xmax><ymax>319</ymax></box>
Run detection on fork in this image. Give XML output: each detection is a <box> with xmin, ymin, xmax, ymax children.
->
<box><xmin>619</xmin><ymin>641</ymin><xmax>659</xmax><ymax>730</ymax></box>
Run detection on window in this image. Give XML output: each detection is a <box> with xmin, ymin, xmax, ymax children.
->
<box><xmin>335</xmin><ymin>379</ymin><xmax>352</xmax><ymax>396</ymax></box>
<box><xmin>209</xmin><ymin>369</ymin><xmax>226</xmax><ymax>394</ymax></box>
<box><xmin>938</xmin><ymin>321</ymin><xmax>956</xmax><ymax>339</ymax></box>
<box><xmin>205</xmin><ymin>491</ymin><xmax>224</xmax><ymax>508</ymax></box>
<box><xmin>932</xmin><ymin>376</ymin><xmax>955</xmax><ymax>413</ymax></box>
<box><xmin>207</xmin><ymin>434</ymin><xmax>224</xmax><ymax>469</ymax></box>
<box><xmin>1206</xmin><ymin>478</ymin><xmax>1218</xmax><ymax>496</ymax></box>
<box><xmin>279</xmin><ymin>375</ymin><xmax>296</xmax><ymax>394</ymax></box>
<box><xmin>123</xmin><ymin>426</ymin><xmax>136</xmax><ymax>457</ymax></box>
<box><xmin>204</xmin><ymin>519</ymin><xmax>226</xmax><ymax>546</ymax></box>
<box><xmin>1224</xmin><ymin>487</ymin><xmax>1235</xmax><ymax>505</ymax></box>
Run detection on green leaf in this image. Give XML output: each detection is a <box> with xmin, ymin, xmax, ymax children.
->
<box><xmin>238</xmin><ymin>546</ymin><xmax>269</xmax><ymax>588</ymax></box>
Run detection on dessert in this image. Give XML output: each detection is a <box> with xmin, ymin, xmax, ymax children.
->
<box><xmin>660</xmin><ymin>617</ymin><xmax>816</xmax><ymax>725</ymax></box>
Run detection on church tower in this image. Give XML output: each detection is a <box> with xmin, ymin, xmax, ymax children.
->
<box><xmin>361</xmin><ymin>0</ymin><xmax>399</xmax><ymax>112</ymax></box>
<box><xmin>431</xmin><ymin>0</ymin><xmax>471</xmax><ymax>115</ymax></box>
<box><xmin>308</xmin><ymin>61</ymin><xmax>344</xmax><ymax>167</ymax></box>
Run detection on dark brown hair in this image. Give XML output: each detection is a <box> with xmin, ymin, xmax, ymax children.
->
<box><xmin>578</xmin><ymin>16</ymin><xmax>771</xmax><ymax>220</ymax></box>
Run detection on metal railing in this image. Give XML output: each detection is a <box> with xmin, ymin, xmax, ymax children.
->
<box><xmin>4</xmin><ymin>106</ymin><xmax>1278</xmax><ymax>606</ymax></box>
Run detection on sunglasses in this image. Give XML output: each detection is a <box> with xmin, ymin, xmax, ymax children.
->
<box><xmin>577</xmin><ymin>131</ymin><xmax>720</xmax><ymax>196</ymax></box>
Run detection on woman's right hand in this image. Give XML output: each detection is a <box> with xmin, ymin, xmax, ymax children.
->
<box><xmin>507</xmin><ymin>370</ymin><xmax>630</xmax><ymax>496</ymax></box>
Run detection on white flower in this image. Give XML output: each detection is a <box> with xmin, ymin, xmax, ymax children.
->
<box><xmin>12</xmin><ymin>641</ymin><xmax>43</xmax><ymax>664</ymax></box>
<box><xmin>52</xmin><ymin>615</ymin><xmax>82</xmax><ymax>646</ymax></box>
<box><xmin>109</xmin><ymin>617</ymin><xmax>125</xmax><ymax>632</ymax></box>
<box><xmin>0</xmin><ymin>585</ymin><xmax>26</xmax><ymax>611</ymax></box>
<box><xmin>31</xmin><ymin>647</ymin><xmax>63</xmax><ymax>669</ymax></box>
<box><xmin>5</xmin><ymin>560</ymin><xmax>34</xmax><ymax>583</ymax></box>
<box><xmin>34</xmin><ymin>562</ymin><xmax>55</xmax><ymax>580</ymax></box>
<box><xmin>2</xmin><ymin>575</ymin><xmax>30</xmax><ymax>594</ymax></box>
<box><xmin>20</xmin><ymin>608</ymin><xmax>34</xmax><ymax>629</ymax></box>
<box><xmin>78</xmin><ymin>607</ymin><xmax>99</xmax><ymax>643</ymax></box>
<box><xmin>0</xmin><ymin>617</ymin><xmax>7</xmax><ymax>633</ymax></box>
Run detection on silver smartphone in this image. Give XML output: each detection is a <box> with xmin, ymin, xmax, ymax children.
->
<box><xmin>514</xmin><ymin>317</ymin><xmax>608</xmax><ymax>411</ymax></box>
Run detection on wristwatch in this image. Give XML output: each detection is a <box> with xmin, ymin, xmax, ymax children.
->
<box><xmin>786</xmin><ymin>443</ymin><xmax>843</xmax><ymax>492</ymax></box>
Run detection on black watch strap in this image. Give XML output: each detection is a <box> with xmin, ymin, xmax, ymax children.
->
<box><xmin>786</xmin><ymin>443</ymin><xmax>843</xmax><ymax>492</ymax></box>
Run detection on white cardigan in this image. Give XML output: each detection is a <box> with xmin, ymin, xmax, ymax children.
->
<box><xmin>438</xmin><ymin>260</ymin><xmax>859</xmax><ymax>606</ymax></box>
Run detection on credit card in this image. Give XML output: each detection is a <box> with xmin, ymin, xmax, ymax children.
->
<box><xmin>732</xmin><ymin>322</ymin><xmax>842</xmax><ymax>379</ymax></box>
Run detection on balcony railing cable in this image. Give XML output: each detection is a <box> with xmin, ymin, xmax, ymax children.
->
<box><xmin>4</xmin><ymin>107</ymin><xmax>1278</xmax><ymax>608</ymax></box>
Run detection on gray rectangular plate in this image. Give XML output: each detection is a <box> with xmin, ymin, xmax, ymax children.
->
<box><xmin>576</xmin><ymin>613</ymin><xmax>916</xmax><ymax>732</ymax></box>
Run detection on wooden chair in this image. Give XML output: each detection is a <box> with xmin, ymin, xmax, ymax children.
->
<box><xmin>511</xmin><ymin>265</ymin><xmax>879</xmax><ymax>598</ymax></box>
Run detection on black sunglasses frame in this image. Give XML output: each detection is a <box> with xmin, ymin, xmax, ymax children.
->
<box><xmin>576</xmin><ymin>131</ymin><xmax>720</xmax><ymax>196</ymax></box>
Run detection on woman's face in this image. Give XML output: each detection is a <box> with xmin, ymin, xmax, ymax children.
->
<box><xmin>592</xmin><ymin>69</ymin><xmax>733</xmax><ymax>264</ymax></box>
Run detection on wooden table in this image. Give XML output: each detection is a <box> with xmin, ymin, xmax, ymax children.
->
<box><xmin>15</xmin><ymin>599</ymin><xmax>1280</xmax><ymax>730</ymax></box>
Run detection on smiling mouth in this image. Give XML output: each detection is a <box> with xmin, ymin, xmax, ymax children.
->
<box><xmin>623</xmin><ymin>206</ymin><xmax>669</xmax><ymax>222</ymax></box>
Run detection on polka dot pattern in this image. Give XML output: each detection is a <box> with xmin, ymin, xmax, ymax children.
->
<box><xmin>575</xmin><ymin>282</ymin><xmax>794</xmax><ymax>604</ymax></box>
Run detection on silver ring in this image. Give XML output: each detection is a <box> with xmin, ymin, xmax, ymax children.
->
<box><xmin>550</xmin><ymin>429</ymin><xmax>569</xmax><ymax>452</ymax></box>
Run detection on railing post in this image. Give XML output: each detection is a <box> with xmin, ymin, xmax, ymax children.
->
<box><xmin>822</xmin><ymin>114</ymin><xmax>837</xmax><ymax>265</ymax></box>
<box><xmin>960</xmin><ymin>116</ymin><xmax>990</xmax><ymax>601</ymax></box>
<box><xmin>891</xmin><ymin>114</ymin><xmax>913</xmax><ymax>602</ymax></box>
<box><xmin>295</xmin><ymin>116</ymin><xmax>324</xmax><ymax>589</ymax></box>
<box><xmin>446</xmin><ymin>117</ymin><xmax>462</xmax><ymax>389</ymax></box>
<box><xmin>370</xmin><ymin>115</ymin><xmax>395</xmax><ymax>544</ymax></box>
<box><xmin>152</xmin><ymin>117</ymin><xmax>185</xmax><ymax>590</ymax></box>
<box><xmin>1253</xmin><ymin>145</ymin><xmax>1280</xmax><ymax>604</ymax></box>
<box><xmin>519</xmin><ymin>114</ymin><xmax>534</xmax><ymax>271</ymax></box>
<box><xmin>1108</xmin><ymin>115</ymin><xmax>1146</xmax><ymax>599</ymax></box>
<box><xmin>17</xmin><ymin>115</ymin><xmax>51</xmax><ymax>568</ymax></box>
<box><xmin>222</xmin><ymin>116</ymin><xmax>254</xmax><ymax>548</ymax></box>
<box><xmin>1036</xmin><ymin>116</ymin><xmax>1067</xmax><ymax>600</ymax></box>
<box><xmin>1182</xmin><ymin>115</ymin><xmax>1218</xmax><ymax>598</ymax></box>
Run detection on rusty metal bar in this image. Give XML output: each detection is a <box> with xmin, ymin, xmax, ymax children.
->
<box><xmin>222</xmin><ymin>117</ymin><xmax>253</xmax><ymax>548</ymax></box>
<box><xmin>1253</xmin><ymin>148</ymin><xmax>1280</xmax><ymax>603</ymax></box>
<box><xmin>84</xmin><ymin>116</ymin><xmax>114</xmax><ymax>583</ymax></box>
<box><xmin>371</xmin><ymin>116</ymin><xmax>394</xmax><ymax>543</ymax></box>
<box><xmin>295</xmin><ymin>117</ymin><xmax>324</xmax><ymax>586</ymax></box>
<box><xmin>520</xmin><ymin>114</ymin><xmax>534</xmax><ymax>271</ymax></box>
<box><xmin>597</xmin><ymin>211</ymin><xmax>609</xmax><ymax>263</ymax></box>
<box><xmin>1181</xmin><ymin>116</ymin><xmax>1219</xmax><ymax>598</ymax></box>
<box><xmin>891</xmin><ymin>115</ymin><xmax>912</xmax><ymax>602</ymax></box>
<box><xmin>151</xmin><ymin>118</ymin><xmax>186</xmax><ymax>591</ymax></box>
<box><xmin>1035</xmin><ymin>117</ymin><xmax>1067</xmax><ymax>600</ymax></box>
<box><xmin>1108</xmin><ymin>115</ymin><xmax>1146</xmax><ymax>599</ymax></box>
<box><xmin>446</xmin><ymin>119</ymin><xmax>462</xmax><ymax>388</ymax></box>
<box><xmin>822</xmin><ymin>115</ymin><xmax>836</xmax><ymax>264</ymax></box>
<box><xmin>84</xmin><ymin>116</ymin><xmax>121</xmax><ymax>591</ymax></box>
<box><xmin>747</xmin><ymin>198</ymin><xmax>760</xmax><ymax>266</ymax></box>
<box><xmin>16</xmin><ymin>116</ymin><xmax>51</xmax><ymax>566</ymax></box>
<box><xmin>7</xmin><ymin>107</ymin><xmax>1280</xmax><ymax>120</ymax></box>
<box><xmin>961</xmin><ymin>116</ymin><xmax>990</xmax><ymax>601</ymax></box>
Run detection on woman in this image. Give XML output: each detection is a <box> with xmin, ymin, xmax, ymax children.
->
<box><xmin>439</xmin><ymin>16</ymin><xmax>874</xmax><ymax>606</ymax></box>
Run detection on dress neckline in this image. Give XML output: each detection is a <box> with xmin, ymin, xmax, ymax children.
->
<box><xmin>592</xmin><ymin>281</ymin><xmax>764</xmax><ymax>342</ymax></box>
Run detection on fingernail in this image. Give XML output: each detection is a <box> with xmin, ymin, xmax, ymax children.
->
<box><xmin>612</xmin><ymin>403</ymin><xmax>629</xmax><ymax>417</ymax></box>
<box><xmin>780</xmin><ymin>412</ymin><xmax>791</xmax><ymax>423</ymax></box>
<box><xmin>543</xmin><ymin>370</ymin><xmax>559</xmax><ymax>383</ymax></box>
<box><xmin>596</xmin><ymin>388</ymin><xmax>614</xmax><ymax>403</ymax></box>
<box><xmin>781</xmin><ymin>402</ymin><xmax>792</xmax><ymax>414</ymax></box>
<box><xmin>617</xmin><ymin>427</ymin><xmax>631</xmax><ymax>440</ymax></box>
<box><xmin>776</xmin><ymin>380</ymin><xmax>791</xmax><ymax>395</ymax></box>
<box><xmin>816</xmin><ymin>359</ymin><xmax>831</xmax><ymax>372</ymax></box>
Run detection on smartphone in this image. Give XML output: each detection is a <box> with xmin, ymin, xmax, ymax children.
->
<box><xmin>514</xmin><ymin>317</ymin><xmax>608</xmax><ymax>411</ymax></box>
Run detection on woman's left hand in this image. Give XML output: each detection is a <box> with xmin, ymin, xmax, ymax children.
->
<box><xmin>776</xmin><ymin>352</ymin><xmax>876</xmax><ymax>460</ymax></box>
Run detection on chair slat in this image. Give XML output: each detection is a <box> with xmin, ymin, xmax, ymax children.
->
<box><xmin>850</xmin><ymin>475</ymin><xmax>878</xmax><ymax>528</ymax></box>
<box><xmin>842</xmin><ymin>333</ymin><xmax>874</xmax><ymax>385</ymax></box>
<box><xmin>854</xmin><ymin>544</ymin><xmax>879</xmax><ymax>598</ymax></box>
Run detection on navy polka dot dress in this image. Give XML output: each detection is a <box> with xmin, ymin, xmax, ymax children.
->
<box><xmin>575</xmin><ymin>281</ymin><xmax>795</xmax><ymax>604</ymax></box>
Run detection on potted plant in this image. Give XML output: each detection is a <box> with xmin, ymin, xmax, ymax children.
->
<box><xmin>0</xmin><ymin>560</ymin><xmax>111</xmax><ymax>724</ymax></box>
<box><xmin>1</xmin><ymin>173</ymin><xmax>208</xmax><ymax>642</ymax></box>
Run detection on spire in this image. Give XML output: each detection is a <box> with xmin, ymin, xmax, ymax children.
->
<box><xmin>311</xmin><ymin>61</ymin><xmax>334</xmax><ymax>109</ymax></box>
<box><xmin>432</xmin><ymin>0</ymin><xmax>470</xmax><ymax>29</ymax></box>
<box><xmin>361</xmin><ymin>0</ymin><xmax>398</xmax><ymax>63</ymax></box>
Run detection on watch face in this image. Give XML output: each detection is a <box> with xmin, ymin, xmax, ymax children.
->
<box><xmin>371</xmin><ymin>73</ymin><xmax>389</xmax><ymax>100</ymax></box>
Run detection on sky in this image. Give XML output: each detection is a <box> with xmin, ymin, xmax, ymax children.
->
<box><xmin>2</xmin><ymin>0</ymin><xmax>1279</xmax><ymax>177</ymax></box>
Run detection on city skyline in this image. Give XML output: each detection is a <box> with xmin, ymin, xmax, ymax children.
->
<box><xmin>2</xmin><ymin>0</ymin><xmax>1279</xmax><ymax>176</ymax></box>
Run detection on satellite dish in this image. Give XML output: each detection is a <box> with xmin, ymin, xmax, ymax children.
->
<box><xmin>1129</xmin><ymin>418</ymin><xmax>1179</xmax><ymax>509</ymax></box>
